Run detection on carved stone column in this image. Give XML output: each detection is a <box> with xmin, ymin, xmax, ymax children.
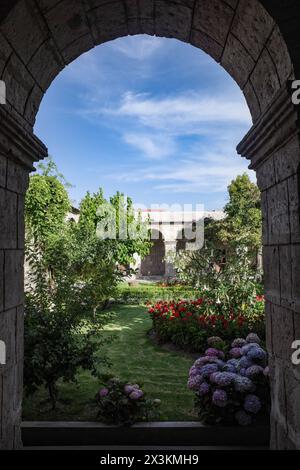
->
<box><xmin>237</xmin><ymin>83</ymin><xmax>300</xmax><ymax>450</ymax></box>
<box><xmin>0</xmin><ymin>107</ymin><xmax>47</xmax><ymax>449</ymax></box>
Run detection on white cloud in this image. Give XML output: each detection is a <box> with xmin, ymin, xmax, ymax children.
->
<box><xmin>110</xmin><ymin>36</ymin><xmax>164</xmax><ymax>60</ymax></box>
<box><xmin>123</xmin><ymin>132</ymin><xmax>177</xmax><ymax>159</ymax></box>
<box><xmin>100</xmin><ymin>91</ymin><xmax>252</xmax><ymax>130</ymax></box>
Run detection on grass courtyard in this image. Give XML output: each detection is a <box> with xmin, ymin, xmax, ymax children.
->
<box><xmin>23</xmin><ymin>305</ymin><xmax>195</xmax><ymax>422</ymax></box>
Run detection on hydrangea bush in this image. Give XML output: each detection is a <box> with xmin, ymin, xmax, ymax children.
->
<box><xmin>188</xmin><ymin>334</ymin><xmax>270</xmax><ymax>426</ymax></box>
<box><xmin>96</xmin><ymin>377</ymin><xmax>161</xmax><ymax>425</ymax></box>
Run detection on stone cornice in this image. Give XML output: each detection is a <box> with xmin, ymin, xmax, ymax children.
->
<box><xmin>0</xmin><ymin>106</ymin><xmax>47</xmax><ymax>171</ymax></box>
<box><xmin>237</xmin><ymin>82</ymin><xmax>299</xmax><ymax>170</ymax></box>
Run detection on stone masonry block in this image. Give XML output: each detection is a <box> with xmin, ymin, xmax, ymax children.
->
<box><xmin>291</xmin><ymin>244</ymin><xmax>300</xmax><ymax>313</ymax></box>
<box><xmin>190</xmin><ymin>29</ymin><xmax>223</xmax><ymax>62</ymax></box>
<box><xmin>287</xmin><ymin>174</ymin><xmax>300</xmax><ymax>244</ymax></box>
<box><xmin>0</xmin><ymin>0</ymin><xmax>47</xmax><ymax>65</ymax></box>
<box><xmin>193</xmin><ymin>0</ymin><xmax>234</xmax><ymax>46</ymax></box>
<box><xmin>0</xmin><ymin>250</ymin><xmax>3</xmax><ymax>312</ymax></box>
<box><xmin>0</xmin><ymin>308</ymin><xmax>16</xmax><ymax>368</ymax></box>
<box><xmin>2</xmin><ymin>54</ymin><xmax>35</xmax><ymax>116</ymax></box>
<box><xmin>0</xmin><ymin>188</ymin><xmax>17</xmax><ymax>250</ymax></box>
<box><xmin>263</xmin><ymin>245</ymin><xmax>280</xmax><ymax>304</ymax></box>
<box><xmin>273</xmin><ymin>136</ymin><xmax>300</xmax><ymax>184</ymax></box>
<box><xmin>0</xmin><ymin>154</ymin><xmax>7</xmax><ymax>188</ymax></box>
<box><xmin>242</xmin><ymin>81</ymin><xmax>260</xmax><ymax>122</ymax></box>
<box><xmin>267</xmin><ymin>25</ymin><xmax>294</xmax><ymax>86</ymax></box>
<box><xmin>6</xmin><ymin>161</ymin><xmax>29</xmax><ymax>195</ymax></box>
<box><xmin>222</xmin><ymin>33</ymin><xmax>255</xmax><ymax>89</ymax></box>
<box><xmin>4</xmin><ymin>250</ymin><xmax>24</xmax><ymax>310</ymax></box>
<box><xmin>28</xmin><ymin>38</ymin><xmax>64</xmax><ymax>92</ymax></box>
<box><xmin>155</xmin><ymin>1</ymin><xmax>192</xmax><ymax>42</ymax></box>
<box><xmin>279</xmin><ymin>244</ymin><xmax>293</xmax><ymax>308</ymax></box>
<box><xmin>0</xmin><ymin>31</ymin><xmax>12</xmax><ymax>78</ymax></box>
<box><xmin>271</xmin><ymin>304</ymin><xmax>294</xmax><ymax>361</ymax></box>
<box><xmin>231</xmin><ymin>0</ymin><xmax>274</xmax><ymax>61</ymax></box>
<box><xmin>250</xmin><ymin>49</ymin><xmax>281</xmax><ymax>114</ymax></box>
<box><xmin>256</xmin><ymin>155</ymin><xmax>276</xmax><ymax>192</ymax></box>
<box><xmin>45</xmin><ymin>0</ymin><xmax>92</xmax><ymax>52</ymax></box>
<box><xmin>87</xmin><ymin>1</ymin><xmax>128</xmax><ymax>44</ymax></box>
<box><xmin>267</xmin><ymin>180</ymin><xmax>290</xmax><ymax>245</ymax></box>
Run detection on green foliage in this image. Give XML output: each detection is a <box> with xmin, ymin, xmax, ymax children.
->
<box><xmin>24</xmin><ymin>247</ymin><xmax>111</xmax><ymax>410</ymax></box>
<box><xmin>115</xmin><ymin>283</ymin><xmax>198</xmax><ymax>305</ymax></box>
<box><xmin>25</xmin><ymin>158</ymin><xmax>70</xmax><ymax>245</ymax></box>
<box><xmin>206</xmin><ymin>173</ymin><xmax>262</xmax><ymax>253</ymax></box>
<box><xmin>96</xmin><ymin>377</ymin><xmax>160</xmax><ymax>425</ymax></box>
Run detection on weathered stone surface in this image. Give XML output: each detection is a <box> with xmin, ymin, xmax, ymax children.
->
<box><xmin>62</xmin><ymin>33</ymin><xmax>94</xmax><ymax>65</ymax></box>
<box><xmin>24</xmin><ymin>84</ymin><xmax>44</xmax><ymax>126</ymax></box>
<box><xmin>288</xmin><ymin>174</ymin><xmax>300</xmax><ymax>244</ymax></box>
<box><xmin>267</xmin><ymin>25</ymin><xmax>294</xmax><ymax>86</ymax></box>
<box><xmin>256</xmin><ymin>155</ymin><xmax>276</xmax><ymax>191</ymax></box>
<box><xmin>155</xmin><ymin>1</ymin><xmax>192</xmax><ymax>42</ymax></box>
<box><xmin>273</xmin><ymin>136</ymin><xmax>300</xmax><ymax>184</ymax></box>
<box><xmin>222</xmin><ymin>33</ymin><xmax>255</xmax><ymax>89</ymax></box>
<box><xmin>266</xmin><ymin>180</ymin><xmax>290</xmax><ymax>245</ymax></box>
<box><xmin>250</xmin><ymin>49</ymin><xmax>281</xmax><ymax>113</ymax></box>
<box><xmin>284</xmin><ymin>365</ymin><xmax>300</xmax><ymax>447</ymax></box>
<box><xmin>17</xmin><ymin>195</ymin><xmax>25</xmax><ymax>250</ymax></box>
<box><xmin>0</xmin><ymin>154</ymin><xmax>7</xmax><ymax>189</ymax></box>
<box><xmin>271</xmin><ymin>304</ymin><xmax>294</xmax><ymax>360</ymax></box>
<box><xmin>45</xmin><ymin>0</ymin><xmax>92</xmax><ymax>52</ymax></box>
<box><xmin>279</xmin><ymin>245</ymin><xmax>293</xmax><ymax>308</ymax></box>
<box><xmin>4</xmin><ymin>250</ymin><xmax>24</xmax><ymax>310</ymax></box>
<box><xmin>263</xmin><ymin>245</ymin><xmax>280</xmax><ymax>304</ymax></box>
<box><xmin>291</xmin><ymin>245</ymin><xmax>300</xmax><ymax>313</ymax></box>
<box><xmin>193</xmin><ymin>0</ymin><xmax>234</xmax><ymax>46</ymax></box>
<box><xmin>232</xmin><ymin>0</ymin><xmax>274</xmax><ymax>60</ymax></box>
<box><xmin>87</xmin><ymin>1</ymin><xmax>127</xmax><ymax>44</ymax></box>
<box><xmin>0</xmin><ymin>309</ymin><xmax>16</xmax><ymax>368</ymax></box>
<box><xmin>0</xmin><ymin>250</ymin><xmax>4</xmax><ymax>312</ymax></box>
<box><xmin>261</xmin><ymin>190</ymin><xmax>269</xmax><ymax>245</ymax></box>
<box><xmin>27</xmin><ymin>38</ymin><xmax>64</xmax><ymax>92</ymax></box>
<box><xmin>7</xmin><ymin>161</ymin><xmax>29</xmax><ymax>195</ymax></box>
<box><xmin>2</xmin><ymin>54</ymin><xmax>35</xmax><ymax>115</ymax></box>
<box><xmin>0</xmin><ymin>0</ymin><xmax>47</xmax><ymax>65</ymax></box>
<box><xmin>242</xmin><ymin>81</ymin><xmax>260</xmax><ymax>122</ymax></box>
<box><xmin>190</xmin><ymin>29</ymin><xmax>223</xmax><ymax>62</ymax></box>
<box><xmin>0</xmin><ymin>188</ymin><xmax>17</xmax><ymax>250</ymax></box>
<box><xmin>0</xmin><ymin>31</ymin><xmax>12</xmax><ymax>77</ymax></box>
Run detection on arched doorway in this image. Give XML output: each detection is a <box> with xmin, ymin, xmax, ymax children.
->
<box><xmin>141</xmin><ymin>230</ymin><xmax>166</xmax><ymax>277</ymax></box>
<box><xmin>0</xmin><ymin>0</ymin><xmax>300</xmax><ymax>450</ymax></box>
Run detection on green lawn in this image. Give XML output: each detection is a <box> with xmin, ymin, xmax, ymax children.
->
<box><xmin>23</xmin><ymin>305</ymin><xmax>196</xmax><ymax>421</ymax></box>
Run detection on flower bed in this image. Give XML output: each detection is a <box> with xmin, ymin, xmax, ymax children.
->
<box><xmin>188</xmin><ymin>334</ymin><xmax>270</xmax><ymax>426</ymax></box>
<box><xmin>148</xmin><ymin>296</ymin><xmax>265</xmax><ymax>353</ymax></box>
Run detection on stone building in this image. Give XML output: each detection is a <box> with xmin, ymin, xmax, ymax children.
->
<box><xmin>1</xmin><ymin>0</ymin><xmax>300</xmax><ymax>450</ymax></box>
<box><xmin>132</xmin><ymin>209</ymin><xmax>225</xmax><ymax>279</ymax></box>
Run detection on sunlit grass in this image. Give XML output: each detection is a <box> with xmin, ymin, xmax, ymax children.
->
<box><xmin>23</xmin><ymin>305</ymin><xmax>195</xmax><ymax>422</ymax></box>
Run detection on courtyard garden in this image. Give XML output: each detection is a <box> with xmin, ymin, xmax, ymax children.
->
<box><xmin>23</xmin><ymin>162</ymin><xmax>269</xmax><ymax>427</ymax></box>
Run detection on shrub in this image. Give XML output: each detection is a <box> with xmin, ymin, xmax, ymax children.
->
<box><xmin>96</xmin><ymin>378</ymin><xmax>161</xmax><ymax>425</ymax></box>
<box><xmin>188</xmin><ymin>334</ymin><xmax>270</xmax><ymax>426</ymax></box>
<box><xmin>148</xmin><ymin>296</ymin><xmax>265</xmax><ymax>353</ymax></box>
<box><xmin>115</xmin><ymin>283</ymin><xmax>198</xmax><ymax>305</ymax></box>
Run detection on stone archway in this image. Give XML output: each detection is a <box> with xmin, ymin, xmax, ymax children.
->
<box><xmin>0</xmin><ymin>0</ymin><xmax>300</xmax><ymax>450</ymax></box>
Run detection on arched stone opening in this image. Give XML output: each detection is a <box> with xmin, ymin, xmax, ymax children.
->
<box><xmin>141</xmin><ymin>230</ymin><xmax>166</xmax><ymax>277</ymax></box>
<box><xmin>0</xmin><ymin>0</ymin><xmax>300</xmax><ymax>450</ymax></box>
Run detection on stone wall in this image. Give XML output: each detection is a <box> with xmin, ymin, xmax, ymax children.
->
<box><xmin>0</xmin><ymin>0</ymin><xmax>300</xmax><ymax>449</ymax></box>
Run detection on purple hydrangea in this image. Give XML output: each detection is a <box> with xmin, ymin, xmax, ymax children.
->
<box><xmin>227</xmin><ymin>359</ymin><xmax>239</xmax><ymax>368</ymax></box>
<box><xmin>199</xmin><ymin>363</ymin><xmax>220</xmax><ymax>378</ymax></box>
<box><xmin>230</xmin><ymin>347</ymin><xmax>243</xmax><ymax>359</ymax></box>
<box><xmin>205</xmin><ymin>348</ymin><xmax>225</xmax><ymax>360</ymax></box>
<box><xmin>187</xmin><ymin>374</ymin><xmax>204</xmax><ymax>390</ymax></box>
<box><xmin>194</xmin><ymin>357</ymin><xmax>211</xmax><ymax>368</ymax></box>
<box><xmin>233</xmin><ymin>376</ymin><xmax>255</xmax><ymax>393</ymax></box>
<box><xmin>235</xmin><ymin>410</ymin><xmax>252</xmax><ymax>426</ymax></box>
<box><xmin>212</xmin><ymin>372</ymin><xmax>236</xmax><ymax>387</ymax></box>
<box><xmin>241</xmin><ymin>343</ymin><xmax>261</xmax><ymax>355</ymax></box>
<box><xmin>99</xmin><ymin>387</ymin><xmax>109</xmax><ymax>397</ymax></box>
<box><xmin>238</xmin><ymin>356</ymin><xmax>253</xmax><ymax>370</ymax></box>
<box><xmin>239</xmin><ymin>368</ymin><xmax>247</xmax><ymax>376</ymax></box>
<box><xmin>189</xmin><ymin>366</ymin><xmax>201</xmax><ymax>378</ymax></box>
<box><xmin>212</xmin><ymin>389</ymin><xmax>228</xmax><ymax>408</ymax></box>
<box><xmin>263</xmin><ymin>366</ymin><xmax>270</xmax><ymax>377</ymax></box>
<box><xmin>246</xmin><ymin>346</ymin><xmax>267</xmax><ymax>363</ymax></box>
<box><xmin>198</xmin><ymin>382</ymin><xmax>210</xmax><ymax>396</ymax></box>
<box><xmin>231</xmin><ymin>338</ymin><xmax>247</xmax><ymax>348</ymax></box>
<box><xmin>207</xmin><ymin>336</ymin><xmax>223</xmax><ymax>347</ymax></box>
<box><xmin>244</xmin><ymin>394</ymin><xmax>262</xmax><ymax>414</ymax></box>
<box><xmin>129</xmin><ymin>389</ymin><xmax>144</xmax><ymax>400</ymax></box>
<box><xmin>245</xmin><ymin>365</ymin><xmax>264</xmax><ymax>378</ymax></box>
<box><xmin>124</xmin><ymin>384</ymin><xmax>136</xmax><ymax>395</ymax></box>
<box><xmin>246</xmin><ymin>333</ymin><xmax>261</xmax><ymax>344</ymax></box>
<box><xmin>222</xmin><ymin>363</ymin><xmax>237</xmax><ymax>373</ymax></box>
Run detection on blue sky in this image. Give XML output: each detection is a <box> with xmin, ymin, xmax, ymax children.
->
<box><xmin>35</xmin><ymin>35</ymin><xmax>254</xmax><ymax>210</ymax></box>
